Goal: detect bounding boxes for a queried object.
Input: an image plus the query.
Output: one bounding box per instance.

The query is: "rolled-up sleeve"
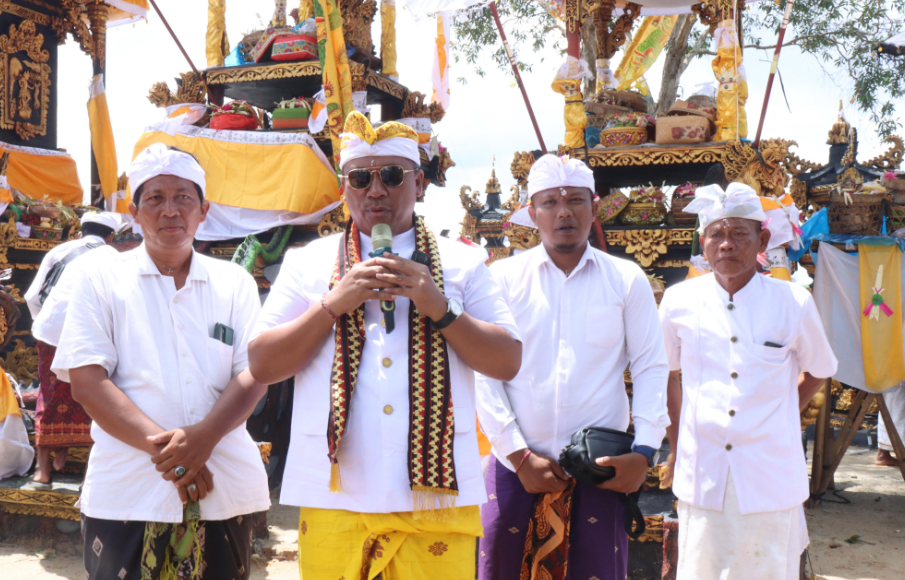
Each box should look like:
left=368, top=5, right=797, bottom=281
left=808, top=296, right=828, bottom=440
left=622, top=265, right=670, bottom=449
left=51, top=266, right=117, bottom=383
left=250, top=247, right=313, bottom=342
left=462, top=253, right=521, bottom=342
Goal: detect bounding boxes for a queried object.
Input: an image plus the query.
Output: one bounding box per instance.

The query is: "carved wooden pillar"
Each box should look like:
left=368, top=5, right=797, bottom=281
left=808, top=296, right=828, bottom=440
left=564, top=0, right=581, bottom=59
left=587, top=0, right=640, bottom=92
left=87, top=2, right=109, bottom=208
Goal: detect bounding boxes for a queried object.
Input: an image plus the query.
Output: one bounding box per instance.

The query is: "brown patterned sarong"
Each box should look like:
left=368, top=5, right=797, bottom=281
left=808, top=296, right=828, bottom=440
left=520, top=479, right=576, bottom=580
left=35, top=340, right=92, bottom=447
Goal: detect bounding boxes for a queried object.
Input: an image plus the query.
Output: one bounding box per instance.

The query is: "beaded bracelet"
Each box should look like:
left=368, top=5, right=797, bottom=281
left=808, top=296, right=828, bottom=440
left=515, top=450, right=532, bottom=474
left=321, top=293, right=338, bottom=321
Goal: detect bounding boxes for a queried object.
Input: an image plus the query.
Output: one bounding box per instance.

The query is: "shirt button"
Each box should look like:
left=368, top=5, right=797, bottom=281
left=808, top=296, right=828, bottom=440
left=186, top=379, right=191, bottom=384
left=190, top=409, right=195, bottom=414
left=383, top=405, right=393, bottom=415
left=178, top=324, right=184, bottom=330
left=729, top=410, right=736, bottom=417
left=173, top=297, right=178, bottom=304
left=730, top=336, right=738, bottom=343
left=725, top=444, right=733, bottom=451
left=181, top=351, right=187, bottom=358
left=382, top=358, right=392, bottom=368
left=730, top=372, right=738, bottom=379
left=727, top=303, right=735, bottom=311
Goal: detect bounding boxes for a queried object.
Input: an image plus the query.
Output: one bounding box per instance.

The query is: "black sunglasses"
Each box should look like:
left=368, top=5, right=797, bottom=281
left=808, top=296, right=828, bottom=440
left=343, top=165, right=417, bottom=190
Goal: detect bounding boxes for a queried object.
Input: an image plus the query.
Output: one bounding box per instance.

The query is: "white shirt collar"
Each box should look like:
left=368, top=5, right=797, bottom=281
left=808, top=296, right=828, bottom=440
left=533, top=241, right=595, bottom=278
left=135, top=242, right=208, bottom=283
left=709, top=271, right=762, bottom=303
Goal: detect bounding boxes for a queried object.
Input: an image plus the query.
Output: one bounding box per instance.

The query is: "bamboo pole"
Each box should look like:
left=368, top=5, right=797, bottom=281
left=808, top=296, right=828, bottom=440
left=819, top=392, right=871, bottom=493
left=753, top=0, right=795, bottom=147
left=488, top=2, right=547, bottom=153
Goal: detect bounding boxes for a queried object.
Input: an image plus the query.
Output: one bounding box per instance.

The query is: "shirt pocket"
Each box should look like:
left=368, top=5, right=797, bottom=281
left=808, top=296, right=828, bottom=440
left=586, top=305, right=625, bottom=349
left=205, top=337, right=235, bottom=393
left=748, top=342, right=792, bottom=365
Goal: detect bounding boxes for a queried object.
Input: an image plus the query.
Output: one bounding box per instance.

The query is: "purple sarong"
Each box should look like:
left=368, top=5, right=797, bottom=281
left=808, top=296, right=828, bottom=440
left=478, top=456, right=628, bottom=580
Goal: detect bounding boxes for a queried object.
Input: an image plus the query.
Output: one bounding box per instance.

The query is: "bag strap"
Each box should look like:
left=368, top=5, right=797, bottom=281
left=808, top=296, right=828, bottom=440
left=619, top=489, right=646, bottom=540
left=38, top=241, right=103, bottom=304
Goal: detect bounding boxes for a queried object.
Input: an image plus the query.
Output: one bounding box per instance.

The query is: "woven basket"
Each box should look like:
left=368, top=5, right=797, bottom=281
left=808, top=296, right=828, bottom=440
left=670, top=196, right=698, bottom=227
left=596, top=191, right=630, bottom=224
left=598, top=90, right=649, bottom=113
left=887, top=178, right=905, bottom=193
left=600, top=126, right=648, bottom=147
left=584, top=101, right=631, bottom=116
left=827, top=191, right=885, bottom=235
left=618, top=201, right=667, bottom=226
left=587, top=113, right=610, bottom=129
left=656, top=115, right=710, bottom=144
left=687, top=94, right=717, bottom=110
left=888, top=204, right=905, bottom=231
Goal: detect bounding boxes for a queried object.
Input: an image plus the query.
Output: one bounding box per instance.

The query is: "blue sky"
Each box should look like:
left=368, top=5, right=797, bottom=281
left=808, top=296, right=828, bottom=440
left=55, top=1, right=895, bottom=237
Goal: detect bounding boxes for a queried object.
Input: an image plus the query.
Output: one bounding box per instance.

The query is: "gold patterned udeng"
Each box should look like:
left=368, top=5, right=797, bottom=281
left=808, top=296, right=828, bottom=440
left=341, top=110, right=417, bottom=147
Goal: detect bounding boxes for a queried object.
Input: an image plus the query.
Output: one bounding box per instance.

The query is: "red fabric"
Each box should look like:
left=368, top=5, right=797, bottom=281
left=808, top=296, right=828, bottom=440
left=210, top=114, right=258, bottom=131
left=35, top=341, right=93, bottom=447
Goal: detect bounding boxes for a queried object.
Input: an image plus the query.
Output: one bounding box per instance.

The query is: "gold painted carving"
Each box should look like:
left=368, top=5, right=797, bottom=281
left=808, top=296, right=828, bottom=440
left=459, top=212, right=477, bottom=243
left=340, top=0, right=377, bottom=54
left=691, top=1, right=719, bottom=35
left=565, top=0, right=580, bottom=33
left=784, top=147, right=824, bottom=176
left=0, top=487, right=80, bottom=521
left=401, top=91, right=445, bottom=123
left=209, top=245, right=240, bottom=258
left=86, top=1, right=108, bottom=70
left=14, top=237, right=62, bottom=251
left=0, top=216, right=19, bottom=264
left=366, top=72, right=405, bottom=99
left=631, top=515, right=664, bottom=543
left=581, top=143, right=726, bottom=167
left=317, top=205, right=346, bottom=237
left=0, top=20, right=51, bottom=140
left=507, top=224, right=541, bottom=251
left=510, top=151, right=535, bottom=188
left=459, top=185, right=482, bottom=212
left=722, top=140, right=789, bottom=198
left=589, top=0, right=640, bottom=60
left=790, top=177, right=807, bottom=211
left=148, top=72, right=208, bottom=108
left=205, top=61, right=322, bottom=85
left=487, top=246, right=510, bottom=264
left=864, top=135, right=904, bottom=172
left=605, top=228, right=693, bottom=267
left=3, top=339, right=38, bottom=383
left=350, top=60, right=368, bottom=93
left=651, top=259, right=691, bottom=268
left=1, top=2, right=51, bottom=27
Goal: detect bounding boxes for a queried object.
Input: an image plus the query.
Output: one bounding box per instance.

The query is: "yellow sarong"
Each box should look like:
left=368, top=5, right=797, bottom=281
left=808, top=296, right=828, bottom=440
left=298, top=506, right=482, bottom=580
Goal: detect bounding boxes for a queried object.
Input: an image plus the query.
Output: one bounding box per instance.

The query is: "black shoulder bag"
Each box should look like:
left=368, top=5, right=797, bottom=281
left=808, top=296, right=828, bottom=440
left=37, top=242, right=102, bottom=305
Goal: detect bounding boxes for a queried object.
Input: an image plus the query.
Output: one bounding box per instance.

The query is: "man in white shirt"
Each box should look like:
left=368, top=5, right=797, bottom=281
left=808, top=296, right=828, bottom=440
left=249, top=112, right=522, bottom=580
left=476, top=154, right=670, bottom=580
left=659, top=183, right=838, bottom=580
left=24, top=211, right=118, bottom=488
left=52, top=144, right=270, bottom=580
left=878, top=381, right=905, bottom=466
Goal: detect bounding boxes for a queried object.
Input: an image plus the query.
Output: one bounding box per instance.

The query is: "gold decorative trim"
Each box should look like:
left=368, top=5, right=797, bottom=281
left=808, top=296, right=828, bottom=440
left=605, top=228, right=693, bottom=267
left=206, top=61, right=322, bottom=85
left=1, top=2, right=51, bottom=26
left=0, top=216, right=18, bottom=264
left=3, top=338, right=38, bottom=383
left=0, top=487, right=80, bottom=521
left=317, top=205, right=346, bottom=237
left=651, top=259, right=691, bottom=268
left=630, top=514, right=664, bottom=543
left=0, top=20, right=52, bottom=140
left=506, top=224, right=541, bottom=251
left=208, top=245, right=240, bottom=258
left=510, top=152, right=535, bottom=188
left=864, top=135, right=904, bottom=172
left=14, top=237, right=62, bottom=251
left=366, top=72, right=405, bottom=100
left=0, top=263, right=40, bottom=270
left=578, top=143, right=727, bottom=168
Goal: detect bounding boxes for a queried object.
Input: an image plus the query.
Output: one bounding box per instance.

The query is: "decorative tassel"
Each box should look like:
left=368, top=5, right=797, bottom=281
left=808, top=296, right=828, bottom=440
left=411, top=487, right=458, bottom=521
left=330, top=462, right=343, bottom=493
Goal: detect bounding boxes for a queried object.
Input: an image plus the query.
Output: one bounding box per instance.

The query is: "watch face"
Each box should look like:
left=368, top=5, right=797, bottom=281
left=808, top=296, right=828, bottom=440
left=449, top=299, right=464, bottom=316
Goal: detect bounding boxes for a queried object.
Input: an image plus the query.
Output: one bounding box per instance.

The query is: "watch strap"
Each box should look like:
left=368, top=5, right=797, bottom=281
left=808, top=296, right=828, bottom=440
left=631, top=444, right=658, bottom=467
left=432, top=306, right=458, bottom=330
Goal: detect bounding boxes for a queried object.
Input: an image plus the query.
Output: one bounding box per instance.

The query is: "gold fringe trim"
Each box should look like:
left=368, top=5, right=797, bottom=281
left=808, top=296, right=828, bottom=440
left=411, top=487, right=458, bottom=522
left=330, top=462, right=343, bottom=493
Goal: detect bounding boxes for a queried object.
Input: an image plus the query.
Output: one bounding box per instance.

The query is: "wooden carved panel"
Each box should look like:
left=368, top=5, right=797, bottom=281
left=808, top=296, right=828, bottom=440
left=0, top=20, right=51, bottom=140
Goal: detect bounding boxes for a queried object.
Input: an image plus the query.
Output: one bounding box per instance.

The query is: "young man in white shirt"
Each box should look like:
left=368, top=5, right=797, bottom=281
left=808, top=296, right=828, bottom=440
left=52, top=144, right=270, bottom=580
left=659, top=183, right=838, bottom=580
left=476, top=154, right=670, bottom=580
left=24, top=211, right=118, bottom=488
left=249, top=112, right=522, bottom=580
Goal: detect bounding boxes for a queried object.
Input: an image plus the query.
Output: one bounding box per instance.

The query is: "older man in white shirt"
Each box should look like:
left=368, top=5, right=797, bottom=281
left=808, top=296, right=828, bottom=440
left=25, top=211, right=119, bottom=488
left=249, top=112, right=521, bottom=580
left=476, top=154, right=670, bottom=580
left=52, top=144, right=270, bottom=580
left=659, top=183, right=838, bottom=580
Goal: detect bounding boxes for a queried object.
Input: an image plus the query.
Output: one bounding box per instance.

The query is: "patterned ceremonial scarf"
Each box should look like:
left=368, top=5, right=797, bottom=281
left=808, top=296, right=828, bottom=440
left=327, top=216, right=458, bottom=517
left=520, top=480, right=576, bottom=580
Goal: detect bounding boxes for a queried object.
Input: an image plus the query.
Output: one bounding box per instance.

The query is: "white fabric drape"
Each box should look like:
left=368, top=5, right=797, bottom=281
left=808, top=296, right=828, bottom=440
left=198, top=200, right=341, bottom=241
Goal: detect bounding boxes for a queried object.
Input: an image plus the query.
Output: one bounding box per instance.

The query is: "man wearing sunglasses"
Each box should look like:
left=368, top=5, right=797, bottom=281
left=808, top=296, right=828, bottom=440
left=249, top=111, right=522, bottom=580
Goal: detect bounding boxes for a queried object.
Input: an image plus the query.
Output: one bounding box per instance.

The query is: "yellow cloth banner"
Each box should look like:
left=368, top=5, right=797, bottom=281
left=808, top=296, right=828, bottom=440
left=132, top=131, right=341, bottom=214
left=0, top=369, right=19, bottom=423
left=0, top=145, right=82, bottom=204
left=380, top=0, right=397, bottom=79
left=299, top=0, right=314, bottom=21
left=858, top=245, right=905, bottom=392
left=615, top=16, right=677, bottom=91
left=315, top=0, right=354, bottom=170
left=298, top=506, right=481, bottom=580
left=205, top=0, right=229, bottom=67
left=87, top=75, right=123, bottom=212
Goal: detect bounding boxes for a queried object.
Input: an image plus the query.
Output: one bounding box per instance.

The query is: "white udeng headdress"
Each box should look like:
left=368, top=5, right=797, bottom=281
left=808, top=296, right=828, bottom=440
left=527, top=154, right=596, bottom=198
left=338, top=111, right=421, bottom=170
left=127, top=142, right=206, bottom=197
left=684, top=183, right=766, bottom=233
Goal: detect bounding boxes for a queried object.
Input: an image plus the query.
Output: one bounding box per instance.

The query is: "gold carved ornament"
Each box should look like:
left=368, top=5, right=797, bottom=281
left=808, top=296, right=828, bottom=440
left=205, top=61, right=322, bottom=86
left=401, top=91, right=445, bottom=124
left=0, top=487, right=80, bottom=521
left=581, top=143, right=727, bottom=168
left=366, top=72, right=405, bottom=99
left=510, top=151, right=535, bottom=189
left=564, top=0, right=580, bottom=34
left=506, top=224, right=541, bottom=251
left=3, top=338, right=38, bottom=384
left=148, top=72, right=208, bottom=108
left=317, top=205, right=347, bottom=237
left=340, top=0, right=377, bottom=54
left=784, top=146, right=824, bottom=177
left=604, top=228, right=693, bottom=268
left=585, top=0, right=641, bottom=60
left=0, top=20, right=51, bottom=140
left=458, top=185, right=482, bottom=242
left=0, top=215, right=19, bottom=265
left=864, top=135, right=904, bottom=172
left=350, top=60, right=368, bottom=93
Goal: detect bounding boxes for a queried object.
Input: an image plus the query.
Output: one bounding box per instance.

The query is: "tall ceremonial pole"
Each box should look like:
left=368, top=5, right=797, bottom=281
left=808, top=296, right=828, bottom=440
left=489, top=2, right=547, bottom=153
left=753, top=0, right=795, bottom=147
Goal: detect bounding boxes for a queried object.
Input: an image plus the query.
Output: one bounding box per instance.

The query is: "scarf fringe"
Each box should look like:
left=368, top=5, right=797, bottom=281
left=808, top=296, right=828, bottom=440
left=330, top=462, right=343, bottom=493
left=411, top=487, right=458, bottom=522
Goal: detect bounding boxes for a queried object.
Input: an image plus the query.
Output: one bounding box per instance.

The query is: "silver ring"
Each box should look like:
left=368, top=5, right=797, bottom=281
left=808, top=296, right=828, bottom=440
left=187, top=483, right=197, bottom=494
left=174, top=465, right=186, bottom=478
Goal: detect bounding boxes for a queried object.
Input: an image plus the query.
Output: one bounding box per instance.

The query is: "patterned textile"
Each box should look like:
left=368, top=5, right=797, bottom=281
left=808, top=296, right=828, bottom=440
left=35, top=341, right=92, bottom=447
left=81, top=511, right=254, bottom=580
left=520, top=479, right=576, bottom=580
left=297, top=505, right=481, bottom=580
left=479, top=457, right=627, bottom=580
left=327, top=216, right=458, bottom=515
left=314, top=0, right=354, bottom=169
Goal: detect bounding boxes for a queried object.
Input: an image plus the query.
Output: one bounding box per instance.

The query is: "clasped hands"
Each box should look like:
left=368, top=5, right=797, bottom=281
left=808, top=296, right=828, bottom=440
left=507, top=449, right=649, bottom=495
left=147, top=423, right=217, bottom=505
left=324, top=253, right=449, bottom=322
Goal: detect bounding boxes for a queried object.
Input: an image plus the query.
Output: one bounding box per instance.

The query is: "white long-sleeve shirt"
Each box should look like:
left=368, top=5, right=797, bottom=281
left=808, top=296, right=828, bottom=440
left=476, top=243, right=670, bottom=471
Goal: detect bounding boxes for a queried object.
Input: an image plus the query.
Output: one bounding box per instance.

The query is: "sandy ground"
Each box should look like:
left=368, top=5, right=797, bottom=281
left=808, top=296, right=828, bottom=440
left=1, top=445, right=903, bottom=579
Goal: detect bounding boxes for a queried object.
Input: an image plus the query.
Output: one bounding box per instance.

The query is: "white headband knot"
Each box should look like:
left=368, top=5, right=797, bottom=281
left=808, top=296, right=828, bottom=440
left=684, top=183, right=766, bottom=233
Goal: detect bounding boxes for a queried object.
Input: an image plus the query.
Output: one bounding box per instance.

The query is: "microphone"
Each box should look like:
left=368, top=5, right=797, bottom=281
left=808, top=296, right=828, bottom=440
left=371, top=223, right=396, bottom=333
